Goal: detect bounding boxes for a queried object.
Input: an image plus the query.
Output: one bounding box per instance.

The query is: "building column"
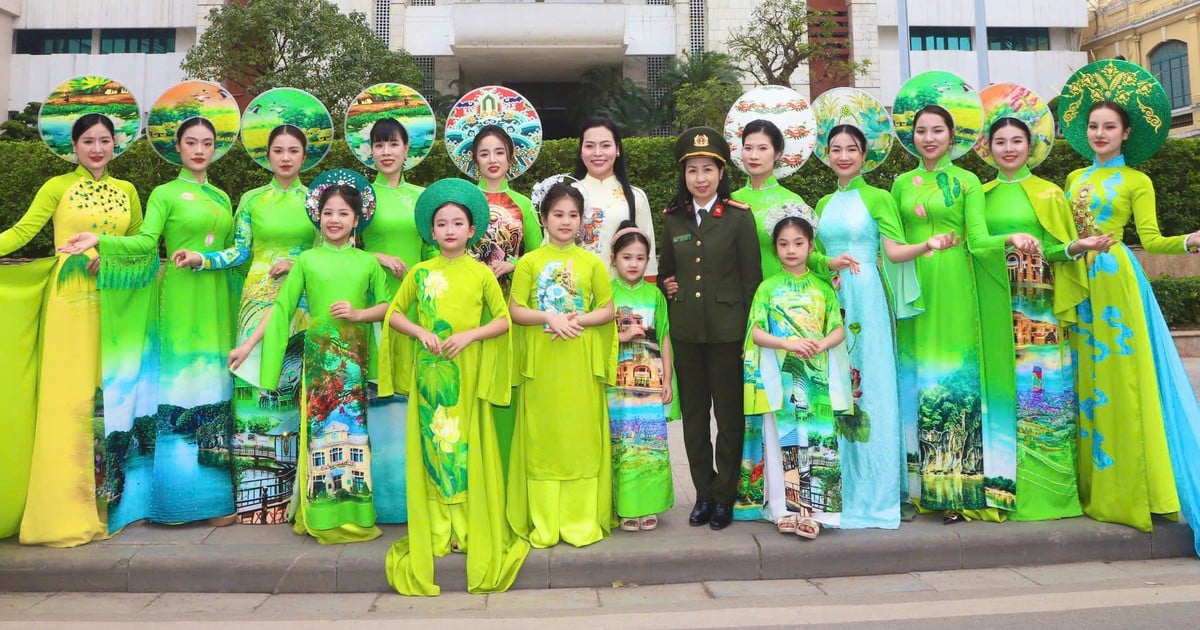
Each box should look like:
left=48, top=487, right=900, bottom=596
left=1187, top=13, right=1200, bottom=110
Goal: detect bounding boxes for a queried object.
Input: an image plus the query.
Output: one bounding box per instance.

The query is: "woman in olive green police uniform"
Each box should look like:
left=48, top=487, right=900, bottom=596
left=658, top=128, right=762, bottom=530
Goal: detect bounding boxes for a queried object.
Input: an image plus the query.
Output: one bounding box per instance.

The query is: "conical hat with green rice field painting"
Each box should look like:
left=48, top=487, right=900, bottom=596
left=344, top=83, right=436, bottom=171
left=38, top=75, right=141, bottom=163
left=242, top=88, right=333, bottom=172
left=891, top=70, right=983, bottom=161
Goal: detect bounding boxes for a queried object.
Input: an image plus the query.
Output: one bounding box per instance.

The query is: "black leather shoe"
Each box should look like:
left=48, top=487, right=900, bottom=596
left=709, top=503, right=733, bottom=530
left=688, top=500, right=713, bottom=526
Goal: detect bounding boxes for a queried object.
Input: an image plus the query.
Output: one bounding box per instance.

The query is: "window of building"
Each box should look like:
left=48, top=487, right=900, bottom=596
left=909, top=27, right=971, bottom=52
left=351, top=448, right=364, bottom=463
left=689, top=0, right=706, bottom=54
left=411, top=0, right=435, bottom=5
left=374, top=0, right=391, bottom=45
left=352, top=471, right=367, bottom=492
left=987, top=27, right=1050, bottom=51
left=99, top=29, right=175, bottom=54
left=14, top=29, right=92, bottom=55
left=413, top=56, right=435, bottom=94
left=1151, top=40, right=1191, bottom=110
left=330, top=447, right=344, bottom=463
left=312, top=451, right=326, bottom=468
left=646, top=0, right=671, bottom=4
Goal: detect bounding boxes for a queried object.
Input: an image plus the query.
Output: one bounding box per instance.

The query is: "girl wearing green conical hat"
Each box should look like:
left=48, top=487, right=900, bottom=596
left=380, top=177, right=529, bottom=596
left=972, top=85, right=1114, bottom=523
left=1057, top=60, right=1200, bottom=551
left=1, top=76, right=143, bottom=546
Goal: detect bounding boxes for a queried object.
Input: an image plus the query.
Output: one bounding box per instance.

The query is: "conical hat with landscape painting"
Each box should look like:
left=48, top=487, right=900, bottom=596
left=147, top=80, right=241, bottom=167
left=38, top=75, right=141, bottom=163
left=241, top=88, right=333, bottom=172
left=344, top=83, right=436, bottom=171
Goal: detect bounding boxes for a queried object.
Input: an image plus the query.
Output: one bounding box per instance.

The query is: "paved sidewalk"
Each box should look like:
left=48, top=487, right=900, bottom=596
left=4, top=558, right=1200, bottom=625
left=1, top=362, right=1198, bottom=595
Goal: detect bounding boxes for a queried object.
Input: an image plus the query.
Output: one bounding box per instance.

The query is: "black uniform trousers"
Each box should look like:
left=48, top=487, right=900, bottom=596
left=673, top=339, right=745, bottom=506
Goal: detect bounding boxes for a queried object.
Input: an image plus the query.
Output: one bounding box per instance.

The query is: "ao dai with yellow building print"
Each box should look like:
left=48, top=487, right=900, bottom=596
left=742, top=271, right=850, bottom=526
left=261, top=242, right=389, bottom=544
left=608, top=279, right=674, bottom=519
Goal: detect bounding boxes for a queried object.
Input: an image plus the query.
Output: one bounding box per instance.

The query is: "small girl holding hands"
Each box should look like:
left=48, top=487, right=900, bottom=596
left=380, top=178, right=528, bottom=596
left=232, top=169, right=389, bottom=545
left=507, top=180, right=617, bottom=548
left=743, top=206, right=851, bottom=540
left=608, top=220, right=675, bottom=532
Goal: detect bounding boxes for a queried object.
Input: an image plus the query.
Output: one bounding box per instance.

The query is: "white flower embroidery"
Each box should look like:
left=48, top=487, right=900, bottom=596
left=431, top=406, right=461, bottom=453
left=422, top=269, right=448, bottom=300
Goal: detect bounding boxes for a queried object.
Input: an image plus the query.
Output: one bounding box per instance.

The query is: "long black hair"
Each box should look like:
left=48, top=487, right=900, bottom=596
left=572, top=116, right=637, bottom=223
left=667, top=156, right=731, bottom=213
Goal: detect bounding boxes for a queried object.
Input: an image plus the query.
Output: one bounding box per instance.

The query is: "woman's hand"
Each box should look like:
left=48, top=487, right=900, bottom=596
left=1186, top=231, right=1200, bottom=252
left=268, top=260, right=293, bottom=279
left=828, top=253, right=862, bottom=275
left=440, top=331, right=477, bottom=359
left=228, top=343, right=252, bottom=370
left=1006, top=233, right=1042, bottom=256
left=545, top=312, right=584, bottom=340
left=59, top=232, right=99, bottom=255
left=1077, top=232, right=1116, bottom=254
left=661, top=275, right=679, bottom=299
left=489, top=260, right=516, bottom=277
left=87, top=256, right=101, bottom=276
left=618, top=324, right=646, bottom=343
left=661, top=379, right=674, bottom=405
left=927, top=231, right=959, bottom=252
left=374, top=253, right=407, bottom=278
left=329, top=301, right=360, bottom=322
left=171, top=249, right=204, bottom=269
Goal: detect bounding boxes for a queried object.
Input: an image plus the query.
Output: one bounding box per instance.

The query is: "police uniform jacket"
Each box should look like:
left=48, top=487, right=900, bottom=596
left=658, top=198, right=762, bottom=344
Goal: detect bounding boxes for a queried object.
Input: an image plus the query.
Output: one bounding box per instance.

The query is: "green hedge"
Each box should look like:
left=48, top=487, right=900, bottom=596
left=3, top=136, right=1200, bottom=261
left=1148, top=276, right=1200, bottom=328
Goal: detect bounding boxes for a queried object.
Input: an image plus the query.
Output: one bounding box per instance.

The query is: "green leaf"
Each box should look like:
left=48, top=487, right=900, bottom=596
left=416, top=352, right=460, bottom=408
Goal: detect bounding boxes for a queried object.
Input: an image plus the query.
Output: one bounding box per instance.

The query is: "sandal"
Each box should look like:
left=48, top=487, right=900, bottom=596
left=450, top=540, right=465, bottom=554
left=943, top=511, right=963, bottom=525
left=638, top=515, right=658, bottom=531
left=795, top=517, right=820, bottom=539
left=620, top=517, right=641, bottom=532
left=776, top=514, right=800, bottom=534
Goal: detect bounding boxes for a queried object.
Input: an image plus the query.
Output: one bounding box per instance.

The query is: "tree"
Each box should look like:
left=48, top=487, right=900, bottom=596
left=672, top=77, right=742, bottom=130
left=726, top=0, right=869, bottom=89
left=182, top=0, right=424, bottom=129
left=658, top=50, right=743, bottom=127
left=0, top=102, right=41, bottom=142
left=572, top=67, right=664, bottom=136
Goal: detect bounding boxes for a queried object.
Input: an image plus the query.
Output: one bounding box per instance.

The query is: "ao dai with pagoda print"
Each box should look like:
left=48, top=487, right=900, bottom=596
left=1065, top=156, right=1200, bottom=551
left=608, top=279, right=673, bottom=519
left=978, top=171, right=1083, bottom=521
left=201, top=178, right=315, bottom=525
left=261, top=242, right=390, bottom=544
left=741, top=271, right=850, bottom=526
